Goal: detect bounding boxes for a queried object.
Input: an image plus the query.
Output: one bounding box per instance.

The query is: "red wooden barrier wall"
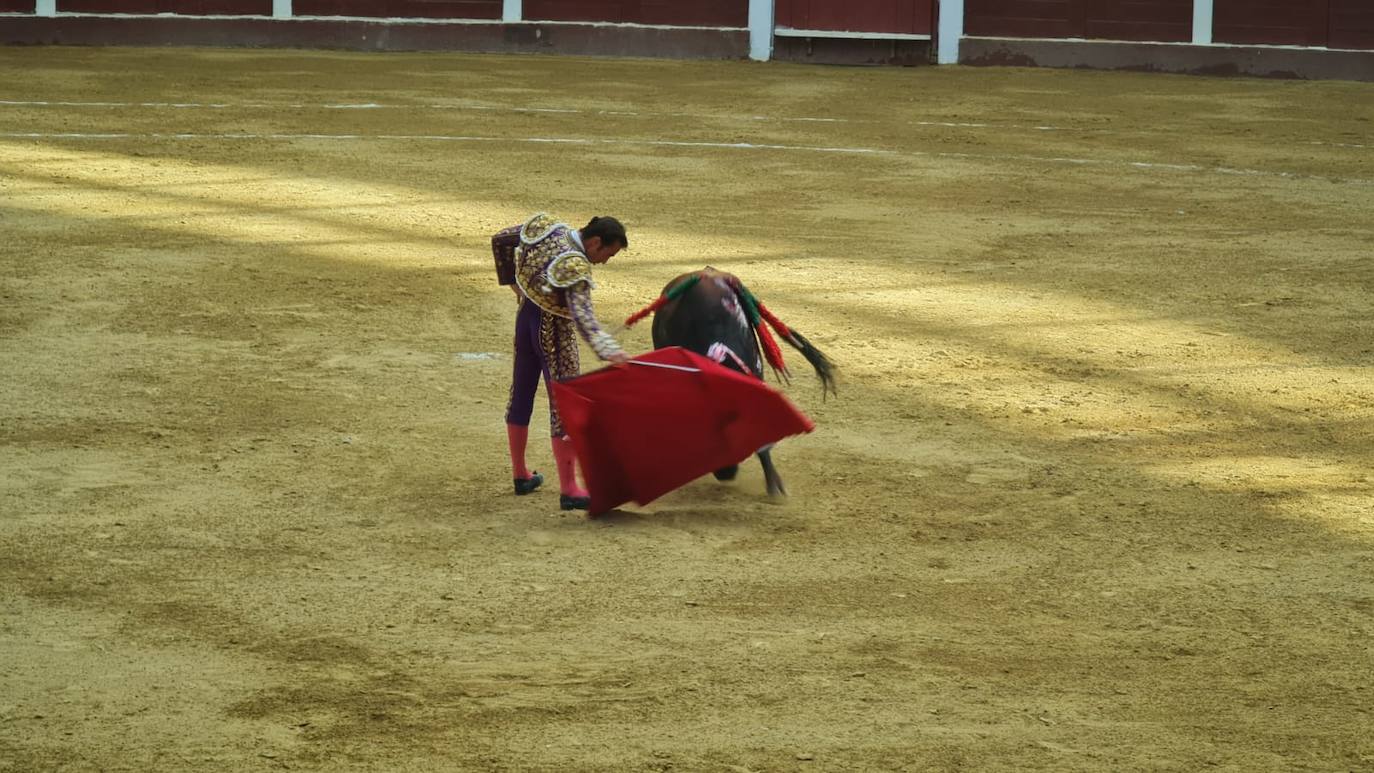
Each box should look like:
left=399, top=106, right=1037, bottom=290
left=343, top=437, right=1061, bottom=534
left=289, top=0, right=498, bottom=18
left=1214, top=0, right=1327, bottom=47
left=775, top=0, right=934, bottom=35
left=1086, top=0, right=1191, bottom=42
left=13, top=0, right=1374, bottom=51
left=1215, top=0, right=1374, bottom=49
left=966, top=0, right=1081, bottom=38
left=1331, top=0, right=1374, bottom=49
left=965, top=0, right=1190, bottom=42
left=522, top=0, right=747, bottom=27
left=59, top=0, right=269, bottom=12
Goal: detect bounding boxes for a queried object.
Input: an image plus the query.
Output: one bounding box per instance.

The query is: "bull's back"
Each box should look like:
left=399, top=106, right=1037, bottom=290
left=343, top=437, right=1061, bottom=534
left=651, top=269, right=761, bottom=378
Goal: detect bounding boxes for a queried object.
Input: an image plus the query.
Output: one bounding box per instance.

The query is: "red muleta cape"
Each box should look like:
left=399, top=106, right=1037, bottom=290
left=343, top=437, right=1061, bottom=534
left=551, top=347, right=815, bottom=514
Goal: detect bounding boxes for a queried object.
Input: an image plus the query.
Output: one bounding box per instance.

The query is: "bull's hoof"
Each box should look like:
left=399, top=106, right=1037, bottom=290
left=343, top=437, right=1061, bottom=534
left=713, top=465, right=740, bottom=481
left=514, top=472, right=544, bottom=496
left=560, top=494, right=591, bottom=511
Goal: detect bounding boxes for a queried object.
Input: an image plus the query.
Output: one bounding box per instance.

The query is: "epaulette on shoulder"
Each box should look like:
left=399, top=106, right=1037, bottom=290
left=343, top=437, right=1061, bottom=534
left=547, top=253, right=596, bottom=290
left=520, top=212, right=563, bottom=245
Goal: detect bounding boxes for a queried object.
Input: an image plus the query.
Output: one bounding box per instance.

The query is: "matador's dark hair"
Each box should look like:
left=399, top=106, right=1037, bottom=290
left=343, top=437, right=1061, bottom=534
left=581, top=216, right=628, bottom=249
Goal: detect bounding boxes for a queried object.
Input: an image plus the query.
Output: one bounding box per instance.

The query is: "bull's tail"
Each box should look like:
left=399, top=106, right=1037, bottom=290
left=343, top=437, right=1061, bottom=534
left=768, top=323, right=837, bottom=397
left=749, top=295, right=837, bottom=398
left=725, top=279, right=836, bottom=397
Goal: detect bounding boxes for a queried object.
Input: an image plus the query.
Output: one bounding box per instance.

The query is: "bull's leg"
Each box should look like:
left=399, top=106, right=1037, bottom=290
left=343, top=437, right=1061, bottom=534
left=758, top=448, right=786, bottom=497
left=713, top=465, right=739, bottom=481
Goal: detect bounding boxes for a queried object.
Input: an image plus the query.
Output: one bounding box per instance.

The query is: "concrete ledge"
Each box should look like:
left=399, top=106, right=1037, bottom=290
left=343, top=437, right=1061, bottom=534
left=0, top=15, right=750, bottom=58
left=772, top=35, right=932, bottom=66
left=961, top=37, right=1374, bottom=82
left=774, top=27, right=930, bottom=41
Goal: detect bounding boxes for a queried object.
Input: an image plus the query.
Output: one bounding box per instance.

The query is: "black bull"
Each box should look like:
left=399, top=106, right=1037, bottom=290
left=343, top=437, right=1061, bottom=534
left=649, top=269, right=836, bottom=497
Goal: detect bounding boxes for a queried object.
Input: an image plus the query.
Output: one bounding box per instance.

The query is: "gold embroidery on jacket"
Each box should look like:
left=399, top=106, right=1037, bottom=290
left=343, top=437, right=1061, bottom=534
left=513, top=214, right=593, bottom=320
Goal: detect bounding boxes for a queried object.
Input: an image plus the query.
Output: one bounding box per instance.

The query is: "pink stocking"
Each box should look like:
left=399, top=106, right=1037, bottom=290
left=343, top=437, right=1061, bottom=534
left=507, top=423, right=532, bottom=480
left=551, top=436, right=588, bottom=497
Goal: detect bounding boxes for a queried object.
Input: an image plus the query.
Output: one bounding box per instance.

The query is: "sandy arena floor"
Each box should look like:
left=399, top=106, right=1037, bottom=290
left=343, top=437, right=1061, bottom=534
left=1, top=47, right=1372, bottom=771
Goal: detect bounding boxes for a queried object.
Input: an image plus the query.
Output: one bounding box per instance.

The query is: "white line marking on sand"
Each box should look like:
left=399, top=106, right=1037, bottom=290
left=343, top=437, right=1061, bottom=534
left=0, top=98, right=1108, bottom=133
left=2, top=130, right=1367, bottom=185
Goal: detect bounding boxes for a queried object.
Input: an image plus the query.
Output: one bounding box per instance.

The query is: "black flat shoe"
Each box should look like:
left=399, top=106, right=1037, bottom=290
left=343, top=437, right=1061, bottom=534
left=514, top=472, right=543, bottom=496
left=559, top=494, right=591, bottom=511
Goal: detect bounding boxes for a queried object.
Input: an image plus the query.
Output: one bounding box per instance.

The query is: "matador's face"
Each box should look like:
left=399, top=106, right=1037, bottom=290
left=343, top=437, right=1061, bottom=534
left=585, top=237, right=622, bottom=265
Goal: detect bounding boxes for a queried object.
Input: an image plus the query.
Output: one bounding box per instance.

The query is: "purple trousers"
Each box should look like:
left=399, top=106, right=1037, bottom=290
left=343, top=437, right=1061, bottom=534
left=506, top=298, right=580, bottom=438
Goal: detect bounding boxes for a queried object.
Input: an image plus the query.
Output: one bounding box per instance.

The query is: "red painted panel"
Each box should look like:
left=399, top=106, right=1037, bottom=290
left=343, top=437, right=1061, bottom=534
left=524, top=0, right=745, bottom=26
left=58, top=0, right=153, bottom=11
left=1330, top=0, right=1374, bottom=50
left=776, top=0, right=932, bottom=35
left=294, top=0, right=499, bottom=18
left=638, top=0, right=746, bottom=26
left=176, top=0, right=268, bottom=12
left=523, top=0, right=619, bottom=22
left=1084, top=0, right=1190, bottom=42
left=0, top=0, right=33, bottom=11
left=965, top=0, right=1084, bottom=38
left=60, top=0, right=269, bottom=11
left=1214, top=0, right=1329, bottom=47
left=59, top=0, right=493, bottom=17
